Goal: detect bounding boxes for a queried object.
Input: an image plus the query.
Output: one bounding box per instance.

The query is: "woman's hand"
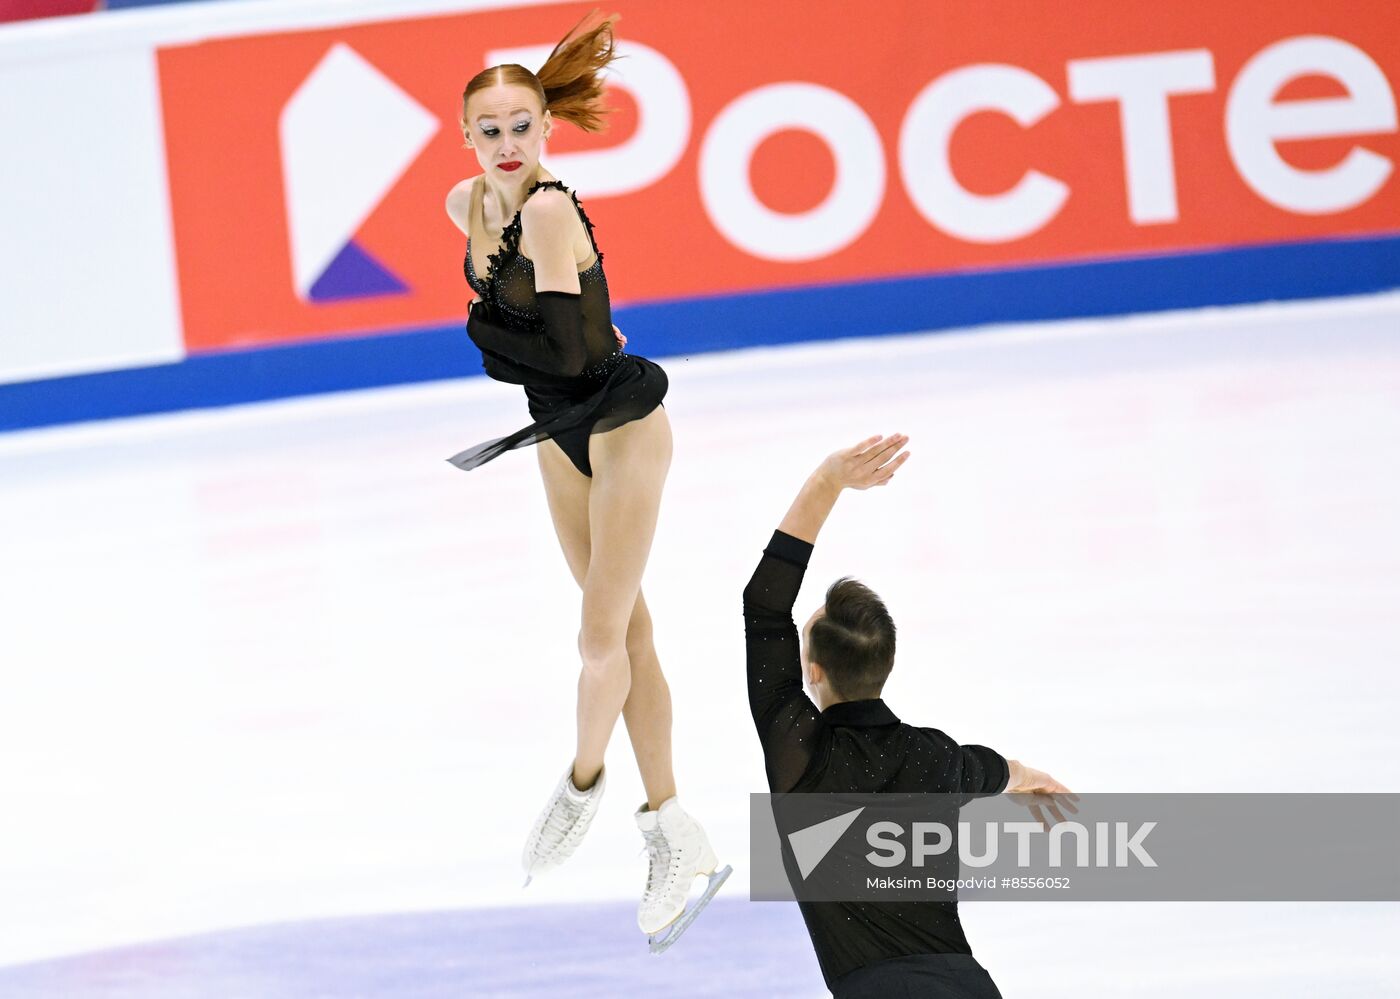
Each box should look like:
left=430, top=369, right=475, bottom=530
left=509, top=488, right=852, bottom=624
left=816, top=434, right=910, bottom=491
left=612, top=323, right=627, bottom=348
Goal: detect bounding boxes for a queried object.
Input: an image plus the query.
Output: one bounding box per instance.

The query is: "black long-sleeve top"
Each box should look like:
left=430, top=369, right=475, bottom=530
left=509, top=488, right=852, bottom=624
left=463, top=178, right=619, bottom=386
left=743, top=529, right=1010, bottom=990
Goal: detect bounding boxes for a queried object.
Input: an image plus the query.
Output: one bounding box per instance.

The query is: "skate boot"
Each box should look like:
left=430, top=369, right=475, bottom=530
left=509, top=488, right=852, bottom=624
left=521, top=763, right=605, bottom=886
left=634, top=797, right=733, bottom=954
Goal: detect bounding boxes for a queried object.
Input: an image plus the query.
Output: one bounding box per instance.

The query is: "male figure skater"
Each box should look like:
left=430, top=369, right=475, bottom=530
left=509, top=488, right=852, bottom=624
left=744, top=433, right=1071, bottom=998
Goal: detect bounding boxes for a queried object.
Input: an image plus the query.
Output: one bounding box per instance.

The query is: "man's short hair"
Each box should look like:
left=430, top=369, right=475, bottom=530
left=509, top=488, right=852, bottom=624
left=810, top=577, right=896, bottom=700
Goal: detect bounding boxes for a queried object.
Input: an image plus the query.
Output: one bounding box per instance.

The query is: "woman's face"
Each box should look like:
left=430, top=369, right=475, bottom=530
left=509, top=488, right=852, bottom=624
left=464, top=84, right=550, bottom=178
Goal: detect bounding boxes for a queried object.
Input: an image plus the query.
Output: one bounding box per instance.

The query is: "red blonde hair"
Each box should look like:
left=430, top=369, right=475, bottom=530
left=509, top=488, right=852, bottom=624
left=460, top=8, right=624, bottom=136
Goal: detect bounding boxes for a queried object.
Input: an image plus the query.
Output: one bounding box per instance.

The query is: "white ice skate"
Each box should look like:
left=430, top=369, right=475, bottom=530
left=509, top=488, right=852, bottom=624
left=634, top=797, right=732, bottom=954
left=521, top=764, right=605, bottom=887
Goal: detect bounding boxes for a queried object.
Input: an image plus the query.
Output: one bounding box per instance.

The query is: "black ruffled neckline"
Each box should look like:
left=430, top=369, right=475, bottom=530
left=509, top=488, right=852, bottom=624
left=479, top=179, right=603, bottom=299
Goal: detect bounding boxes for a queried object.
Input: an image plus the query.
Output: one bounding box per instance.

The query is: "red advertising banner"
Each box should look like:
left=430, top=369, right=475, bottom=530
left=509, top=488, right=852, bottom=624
left=157, top=0, right=1400, bottom=352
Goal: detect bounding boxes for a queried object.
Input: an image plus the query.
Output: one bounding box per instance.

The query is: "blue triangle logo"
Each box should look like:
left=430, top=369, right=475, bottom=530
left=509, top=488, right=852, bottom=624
left=308, top=238, right=408, bottom=302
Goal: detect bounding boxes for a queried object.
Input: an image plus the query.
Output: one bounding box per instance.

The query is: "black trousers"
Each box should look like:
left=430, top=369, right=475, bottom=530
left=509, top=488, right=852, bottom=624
left=832, top=954, right=1003, bottom=999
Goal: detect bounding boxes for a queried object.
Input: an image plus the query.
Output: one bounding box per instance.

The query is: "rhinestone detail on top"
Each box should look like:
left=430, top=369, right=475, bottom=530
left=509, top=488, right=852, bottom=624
left=580, top=347, right=625, bottom=381
left=463, top=179, right=606, bottom=307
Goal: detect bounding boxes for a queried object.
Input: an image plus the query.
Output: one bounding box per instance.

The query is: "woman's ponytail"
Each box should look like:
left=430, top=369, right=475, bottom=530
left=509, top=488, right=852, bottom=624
left=535, top=8, right=625, bottom=133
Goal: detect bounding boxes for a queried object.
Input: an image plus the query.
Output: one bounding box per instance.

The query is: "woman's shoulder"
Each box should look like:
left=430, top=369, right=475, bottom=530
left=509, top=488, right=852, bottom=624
left=445, top=175, right=479, bottom=235
left=520, top=181, right=575, bottom=220
left=518, top=178, right=585, bottom=238
left=448, top=174, right=479, bottom=199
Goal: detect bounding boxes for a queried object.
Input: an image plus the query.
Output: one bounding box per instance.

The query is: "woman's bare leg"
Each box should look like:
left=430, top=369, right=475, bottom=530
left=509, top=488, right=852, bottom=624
left=619, top=591, right=676, bottom=810
left=536, top=440, right=593, bottom=585
left=535, top=427, right=676, bottom=807
left=572, top=407, right=673, bottom=793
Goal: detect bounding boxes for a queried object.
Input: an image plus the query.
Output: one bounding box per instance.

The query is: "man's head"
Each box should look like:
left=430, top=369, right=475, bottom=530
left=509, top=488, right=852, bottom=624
left=800, top=578, right=896, bottom=709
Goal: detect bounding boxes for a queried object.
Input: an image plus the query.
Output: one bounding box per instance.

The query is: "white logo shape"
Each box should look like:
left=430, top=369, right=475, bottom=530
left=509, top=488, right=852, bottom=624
left=280, top=42, right=439, bottom=300
left=787, top=806, right=865, bottom=880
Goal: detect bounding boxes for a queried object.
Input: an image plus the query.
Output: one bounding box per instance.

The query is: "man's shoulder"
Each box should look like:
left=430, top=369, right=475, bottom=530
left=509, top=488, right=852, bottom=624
left=904, top=722, right=960, bottom=748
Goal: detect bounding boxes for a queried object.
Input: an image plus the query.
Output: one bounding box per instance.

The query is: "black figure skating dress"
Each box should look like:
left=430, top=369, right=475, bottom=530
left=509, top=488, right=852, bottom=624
left=448, top=178, right=668, bottom=477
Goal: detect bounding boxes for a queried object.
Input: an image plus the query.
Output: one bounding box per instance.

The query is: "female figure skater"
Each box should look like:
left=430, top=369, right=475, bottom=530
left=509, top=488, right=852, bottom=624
left=443, top=11, right=728, bottom=951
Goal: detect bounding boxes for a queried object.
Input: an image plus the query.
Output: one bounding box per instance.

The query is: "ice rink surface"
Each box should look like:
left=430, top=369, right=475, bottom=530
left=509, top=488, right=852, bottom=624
left=2, top=292, right=1398, bottom=996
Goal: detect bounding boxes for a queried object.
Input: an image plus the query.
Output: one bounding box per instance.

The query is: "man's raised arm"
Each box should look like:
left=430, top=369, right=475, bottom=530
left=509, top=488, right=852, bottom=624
left=743, top=435, right=910, bottom=792
left=741, top=526, right=816, bottom=777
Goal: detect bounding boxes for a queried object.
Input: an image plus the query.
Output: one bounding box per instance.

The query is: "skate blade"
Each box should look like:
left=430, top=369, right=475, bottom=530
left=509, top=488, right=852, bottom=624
left=647, top=865, right=732, bottom=955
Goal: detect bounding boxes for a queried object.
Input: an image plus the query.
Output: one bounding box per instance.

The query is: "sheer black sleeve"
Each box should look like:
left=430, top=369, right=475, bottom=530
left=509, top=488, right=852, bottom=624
left=466, top=292, right=587, bottom=377
left=916, top=726, right=1010, bottom=798
left=957, top=744, right=1010, bottom=796
left=743, top=529, right=824, bottom=793
left=475, top=343, right=532, bottom=385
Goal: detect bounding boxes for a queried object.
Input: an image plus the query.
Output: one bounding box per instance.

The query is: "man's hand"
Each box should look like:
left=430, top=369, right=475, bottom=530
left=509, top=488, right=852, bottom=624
left=1006, top=759, right=1073, bottom=795
left=1005, top=760, right=1077, bottom=830
left=816, top=434, right=910, bottom=491
left=777, top=433, right=910, bottom=544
